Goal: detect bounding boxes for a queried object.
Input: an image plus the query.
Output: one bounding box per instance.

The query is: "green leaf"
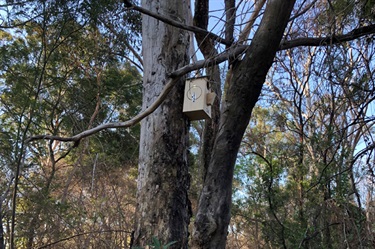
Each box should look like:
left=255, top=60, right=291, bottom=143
left=163, top=241, right=177, bottom=249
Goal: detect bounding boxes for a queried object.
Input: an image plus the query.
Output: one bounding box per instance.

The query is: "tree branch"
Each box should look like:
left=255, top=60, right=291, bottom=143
left=237, top=0, right=266, bottom=44
left=26, top=45, right=248, bottom=144
left=280, top=24, right=375, bottom=50
left=99, top=17, right=144, bottom=68
left=37, top=229, right=131, bottom=249
left=289, top=0, right=318, bottom=22
left=123, top=0, right=232, bottom=46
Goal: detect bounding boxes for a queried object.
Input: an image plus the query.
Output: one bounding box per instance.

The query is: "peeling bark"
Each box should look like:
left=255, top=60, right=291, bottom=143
left=133, top=0, right=191, bottom=248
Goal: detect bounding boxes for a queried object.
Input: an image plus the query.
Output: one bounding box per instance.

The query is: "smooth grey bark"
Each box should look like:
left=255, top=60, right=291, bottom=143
left=133, top=0, right=191, bottom=248
left=192, top=1, right=296, bottom=248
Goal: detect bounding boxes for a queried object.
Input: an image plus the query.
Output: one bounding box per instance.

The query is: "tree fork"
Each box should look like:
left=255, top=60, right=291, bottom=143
left=192, top=1, right=296, bottom=248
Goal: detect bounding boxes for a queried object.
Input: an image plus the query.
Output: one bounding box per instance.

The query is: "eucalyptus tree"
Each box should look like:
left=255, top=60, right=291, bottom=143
left=234, top=41, right=375, bottom=246
left=230, top=2, right=375, bottom=246
left=14, top=0, right=375, bottom=248
left=131, top=0, right=375, bottom=248
left=0, top=1, right=141, bottom=248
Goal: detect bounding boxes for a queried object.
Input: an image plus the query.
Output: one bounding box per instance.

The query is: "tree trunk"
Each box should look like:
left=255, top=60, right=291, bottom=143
left=192, top=1, right=296, bottom=248
left=133, top=0, right=191, bottom=248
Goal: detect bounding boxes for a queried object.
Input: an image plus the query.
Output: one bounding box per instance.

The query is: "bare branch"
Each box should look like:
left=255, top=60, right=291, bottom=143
left=123, top=0, right=232, bottom=46
left=114, top=52, right=143, bottom=71
left=280, top=24, right=375, bottom=50
left=26, top=77, right=180, bottom=143
left=26, top=45, right=248, bottom=144
left=289, top=0, right=318, bottom=21
left=37, top=230, right=131, bottom=249
left=100, top=17, right=144, bottom=67
left=237, top=0, right=266, bottom=44
left=170, top=45, right=247, bottom=76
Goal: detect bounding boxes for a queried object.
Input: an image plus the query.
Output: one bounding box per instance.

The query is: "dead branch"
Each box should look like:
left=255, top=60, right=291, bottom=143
left=36, top=229, right=132, bottom=249
left=26, top=45, right=248, bottom=144
left=25, top=22, right=375, bottom=145
left=280, top=24, right=375, bottom=50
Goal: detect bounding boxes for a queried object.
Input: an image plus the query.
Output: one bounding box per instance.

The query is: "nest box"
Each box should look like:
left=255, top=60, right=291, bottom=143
left=183, top=77, right=216, bottom=120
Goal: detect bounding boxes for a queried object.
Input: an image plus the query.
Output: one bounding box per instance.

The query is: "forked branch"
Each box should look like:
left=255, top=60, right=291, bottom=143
left=26, top=45, right=248, bottom=144
left=26, top=5, right=375, bottom=144
left=123, top=0, right=232, bottom=46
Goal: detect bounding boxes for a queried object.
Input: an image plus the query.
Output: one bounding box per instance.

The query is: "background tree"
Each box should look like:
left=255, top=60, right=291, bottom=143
left=228, top=2, right=375, bottom=247
left=0, top=1, right=141, bottom=248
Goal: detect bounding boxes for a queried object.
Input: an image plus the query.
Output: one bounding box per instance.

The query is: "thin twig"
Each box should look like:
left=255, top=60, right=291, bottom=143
left=36, top=229, right=132, bottom=249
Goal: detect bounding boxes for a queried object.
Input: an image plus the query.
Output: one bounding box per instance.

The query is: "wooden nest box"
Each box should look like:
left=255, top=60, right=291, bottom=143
left=183, top=77, right=216, bottom=120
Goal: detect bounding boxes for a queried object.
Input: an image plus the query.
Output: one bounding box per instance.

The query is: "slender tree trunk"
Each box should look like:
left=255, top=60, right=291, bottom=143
left=193, top=0, right=222, bottom=182
left=192, top=1, right=296, bottom=248
left=133, top=0, right=191, bottom=248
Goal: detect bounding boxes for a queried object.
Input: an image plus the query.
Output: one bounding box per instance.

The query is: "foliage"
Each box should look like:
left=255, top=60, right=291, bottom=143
left=0, top=0, right=141, bottom=248
left=229, top=39, right=375, bottom=247
left=1, top=0, right=375, bottom=248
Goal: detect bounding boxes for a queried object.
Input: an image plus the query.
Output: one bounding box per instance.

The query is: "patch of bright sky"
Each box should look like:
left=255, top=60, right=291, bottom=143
left=190, top=0, right=257, bottom=60
left=190, top=1, right=375, bottom=202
